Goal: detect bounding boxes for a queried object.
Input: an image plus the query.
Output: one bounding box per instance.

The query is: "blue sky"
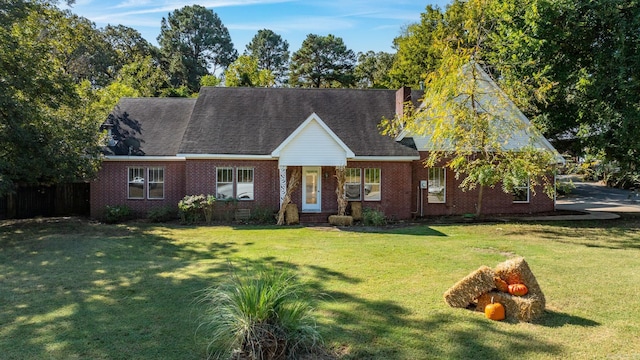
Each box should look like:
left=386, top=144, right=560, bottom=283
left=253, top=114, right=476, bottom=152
left=63, top=0, right=450, bottom=54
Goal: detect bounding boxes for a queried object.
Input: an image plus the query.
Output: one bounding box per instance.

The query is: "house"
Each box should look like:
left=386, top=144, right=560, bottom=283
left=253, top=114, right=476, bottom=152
left=91, top=84, right=561, bottom=221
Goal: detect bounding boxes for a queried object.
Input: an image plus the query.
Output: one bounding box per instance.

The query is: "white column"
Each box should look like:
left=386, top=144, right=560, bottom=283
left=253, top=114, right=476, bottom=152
left=279, top=165, right=287, bottom=206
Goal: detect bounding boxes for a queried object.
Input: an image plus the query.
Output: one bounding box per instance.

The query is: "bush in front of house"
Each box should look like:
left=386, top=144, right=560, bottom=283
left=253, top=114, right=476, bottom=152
left=362, top=207, right=387, bottom=226
left=250, top=205, right=276, bottom=224
left=103, top=205, right=133, bottom=224
left=198, top=265, right=323, bottom=359
left=178, top=194, right=207, bottom=224
left=147, top=206, right=177, bottom=223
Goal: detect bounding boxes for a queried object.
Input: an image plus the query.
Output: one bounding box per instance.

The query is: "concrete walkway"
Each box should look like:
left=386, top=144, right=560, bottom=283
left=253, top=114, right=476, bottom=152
left=522, top=176, right=640, bottom=221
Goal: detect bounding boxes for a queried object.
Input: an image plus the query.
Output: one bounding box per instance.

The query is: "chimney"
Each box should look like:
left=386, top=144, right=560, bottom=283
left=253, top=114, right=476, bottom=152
left=395, top=86, right=411, bottom=119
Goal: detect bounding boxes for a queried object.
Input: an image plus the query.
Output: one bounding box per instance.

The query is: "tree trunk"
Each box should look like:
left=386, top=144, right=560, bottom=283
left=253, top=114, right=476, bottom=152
left=476, top=184, right=484, bottom=217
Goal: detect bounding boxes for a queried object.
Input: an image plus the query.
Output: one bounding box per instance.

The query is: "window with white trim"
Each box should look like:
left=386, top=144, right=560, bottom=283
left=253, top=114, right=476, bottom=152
left=216, top=167, right=234, bottom=200
left=128, top=167, right=145, bottom=199
left=428, top=167, right=446, bottom=203
left=513, top=178, right=530, bottom=203
left=364, top=168, right=381, bottom=201
left=148, top=167, right=164, bottom=199
left=236, top=167, right=254, bottom=200
left=345, top=168, right=361, bottom=201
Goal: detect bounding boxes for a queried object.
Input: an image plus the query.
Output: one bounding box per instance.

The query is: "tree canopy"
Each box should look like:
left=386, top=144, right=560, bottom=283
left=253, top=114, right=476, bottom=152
left=289, top=34, right=356, bottom=88
left=157, top=5, right=237, bottom=92
left=0, top=0, right=102, bottom=196
left=245, top=29, right=289, bottom=84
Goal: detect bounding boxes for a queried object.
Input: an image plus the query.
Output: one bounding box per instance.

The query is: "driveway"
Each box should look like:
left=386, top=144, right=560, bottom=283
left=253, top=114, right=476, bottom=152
left=556, top=176, right=640, bottom=213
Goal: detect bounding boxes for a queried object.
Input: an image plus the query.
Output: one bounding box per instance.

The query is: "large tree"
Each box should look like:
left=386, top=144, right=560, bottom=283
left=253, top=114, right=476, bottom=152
left=245, top=29, right=289, bottom=85
left=157, top=5, right=237, bottom=92
left=0, top=0, right=102, bottom=196
left=102, top=24, right=158, bottom=71
left=224, top=55, right=274, bottom=87
left=289, top=34, right=356, bottom=88
left=382, top=0, right=556, bottom=216
left=354, top=51, right=395, bottom=89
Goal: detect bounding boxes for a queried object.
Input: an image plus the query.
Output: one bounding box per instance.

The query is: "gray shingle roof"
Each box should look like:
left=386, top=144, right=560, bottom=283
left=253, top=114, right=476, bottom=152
left=105, top=98, right=196, bottom=156
left=106, top=88, right=422, bottom=158
left=179, top=87, right=420, bottom=157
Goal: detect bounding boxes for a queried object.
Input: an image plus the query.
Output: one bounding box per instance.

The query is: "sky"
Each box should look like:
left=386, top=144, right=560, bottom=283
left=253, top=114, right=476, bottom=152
left=63, top=0, right=451, bottom=55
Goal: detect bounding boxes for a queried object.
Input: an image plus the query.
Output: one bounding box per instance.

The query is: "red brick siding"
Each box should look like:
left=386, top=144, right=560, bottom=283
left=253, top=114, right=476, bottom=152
left=185, top=159, right=281, bottom=211
left=411, top=152, right=555, bottom=216
left=90, top=161, right=186, bottom=218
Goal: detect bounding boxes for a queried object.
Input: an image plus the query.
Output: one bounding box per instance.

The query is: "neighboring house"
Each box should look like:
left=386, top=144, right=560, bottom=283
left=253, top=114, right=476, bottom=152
left=91, top=84, right=561, bottom=221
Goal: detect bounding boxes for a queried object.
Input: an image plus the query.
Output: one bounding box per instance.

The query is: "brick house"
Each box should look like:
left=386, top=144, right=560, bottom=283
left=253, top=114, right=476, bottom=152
left=91, top=85, right=561, bottom=221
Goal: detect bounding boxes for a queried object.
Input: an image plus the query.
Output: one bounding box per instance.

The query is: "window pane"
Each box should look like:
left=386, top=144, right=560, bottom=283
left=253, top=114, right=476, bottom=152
left=513, top=178, right=530, bottom=203
left=345, top=168, right=361, bottom=200
left=237, top=168, right=254, bottom=200
left=128, top=167, right=144, bottom=199
left=148, top=167, right=164, bottom=199
left=364, top=168, right=381, bottom=201
left=217, top=167, right=234, bottom=199
left=428, top=167, right=446, bottom=203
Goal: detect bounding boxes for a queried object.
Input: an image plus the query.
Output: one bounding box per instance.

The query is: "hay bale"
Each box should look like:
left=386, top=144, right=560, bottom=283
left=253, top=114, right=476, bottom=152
left=350, top=202, right=362, bottom=221
left=328, top=215, right=353, bottom=226
left=476, top=291, right=545, bottom=322
left=444, top=266, right=496, bottom=308
left=285, top=203, right=299, bottom=225
left=494, top=257, right=545, bottom=307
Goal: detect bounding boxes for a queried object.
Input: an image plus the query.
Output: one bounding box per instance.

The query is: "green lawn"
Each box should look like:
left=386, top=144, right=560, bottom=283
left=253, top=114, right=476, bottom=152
left=1, top=217, right=639, bottom=359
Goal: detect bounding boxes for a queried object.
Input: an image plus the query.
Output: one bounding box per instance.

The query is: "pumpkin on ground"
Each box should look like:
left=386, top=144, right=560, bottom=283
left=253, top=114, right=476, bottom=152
left=484, top=298, right=505, bottom=321
left=508, top=283, right=529, bottom=296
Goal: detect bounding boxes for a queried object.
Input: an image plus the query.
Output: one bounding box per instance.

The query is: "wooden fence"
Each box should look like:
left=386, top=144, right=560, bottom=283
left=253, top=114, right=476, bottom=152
left=0, top=183, right=90, bottom=219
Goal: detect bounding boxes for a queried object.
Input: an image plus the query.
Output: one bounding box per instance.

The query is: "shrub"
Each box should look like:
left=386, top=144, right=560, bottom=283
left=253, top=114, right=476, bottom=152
left=147, top=206, right=177, bottom=223
left=362, top=207, right=387, bottom=226
left=198, top=265, right=323, bottom=359
left=103, top=205, right=132, bottom=224
left=178, top=194, right=206, bottom=224
left=250, top=205, right=276, bottom=224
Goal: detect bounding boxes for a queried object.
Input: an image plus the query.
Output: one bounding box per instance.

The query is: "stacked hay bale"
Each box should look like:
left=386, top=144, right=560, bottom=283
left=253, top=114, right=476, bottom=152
left=444, top=257, right=546, bottom=322
left=444, top=266, right=496, bottom=308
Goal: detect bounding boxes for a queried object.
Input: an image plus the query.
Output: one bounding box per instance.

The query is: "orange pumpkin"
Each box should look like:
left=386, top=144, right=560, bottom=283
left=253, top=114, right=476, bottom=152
left=508, top=283, right=528, bottom=296
left=494, top=277, right=509, bottom=293
left=484, top=298, right=505, bottom=321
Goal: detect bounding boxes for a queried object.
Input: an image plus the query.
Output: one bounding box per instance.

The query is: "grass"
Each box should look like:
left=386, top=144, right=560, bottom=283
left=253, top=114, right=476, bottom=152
left=1, top=216, right=640, bottom=359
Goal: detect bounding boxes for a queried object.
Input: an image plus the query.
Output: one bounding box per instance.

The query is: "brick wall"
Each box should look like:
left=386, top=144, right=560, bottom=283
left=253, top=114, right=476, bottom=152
left=185, top=159, right=281, bottom=212
left=90, top=161, right=186, bottom=219
left=411, top=152, right=555, bottom=216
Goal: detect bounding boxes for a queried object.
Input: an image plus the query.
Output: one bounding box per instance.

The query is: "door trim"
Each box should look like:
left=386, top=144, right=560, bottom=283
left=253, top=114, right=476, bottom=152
left=302, top=167, right=321, bottom=212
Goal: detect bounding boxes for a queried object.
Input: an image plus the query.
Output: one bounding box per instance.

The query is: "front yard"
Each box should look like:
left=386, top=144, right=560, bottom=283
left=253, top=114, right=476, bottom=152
left=1, top=217, right=639, bottom=359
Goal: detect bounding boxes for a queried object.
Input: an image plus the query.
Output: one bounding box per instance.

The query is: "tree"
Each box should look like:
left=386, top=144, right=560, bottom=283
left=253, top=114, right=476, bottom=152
left=0, top=1, right=102, bottom=196
left=157, top=5, right=237, bottom=92
left=382, top=0, right=556, bottom=216
left=388, top=5, right=449, bottom=88
left=245, top=29, right=289, bottom=85
left=354, top=51, right=395, bottom=89
left=224, top=55, right=275, bottom=87
left=289, top=34, right=356, bottom=88
left=530, top=0, right=640, bottom=175
left=102, top=24, right=158, bottom=71
left=116, top=55, right=170, bottom=97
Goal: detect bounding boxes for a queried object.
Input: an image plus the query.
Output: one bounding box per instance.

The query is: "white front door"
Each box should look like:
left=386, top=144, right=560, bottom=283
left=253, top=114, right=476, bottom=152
left=302, top=167, right=321, bottom=212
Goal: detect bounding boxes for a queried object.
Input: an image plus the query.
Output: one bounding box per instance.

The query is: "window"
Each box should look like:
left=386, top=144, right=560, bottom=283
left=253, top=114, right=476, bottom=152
left=216, top=167, right=234, bottom=200
left=513, top=178, right=530, bottom=203
left=428, top=167, right=446, bottom=203
left=345, top=168, right=361, bottom=200
left=364, top=168, right=381, bottom=201
left=148, top=167, right=164, bottom=199
left=236, top=167, right=254, bottom=200
left=128, top=167, right=145, bottom=199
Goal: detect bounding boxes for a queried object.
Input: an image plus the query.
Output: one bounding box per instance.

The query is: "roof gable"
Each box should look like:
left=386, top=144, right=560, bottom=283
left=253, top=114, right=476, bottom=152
left=272, top=113, right=355, bottom=166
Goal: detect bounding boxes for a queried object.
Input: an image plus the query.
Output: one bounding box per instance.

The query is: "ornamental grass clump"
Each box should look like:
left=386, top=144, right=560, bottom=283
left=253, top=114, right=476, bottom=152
left=198, top=266, right=323, bottom=360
